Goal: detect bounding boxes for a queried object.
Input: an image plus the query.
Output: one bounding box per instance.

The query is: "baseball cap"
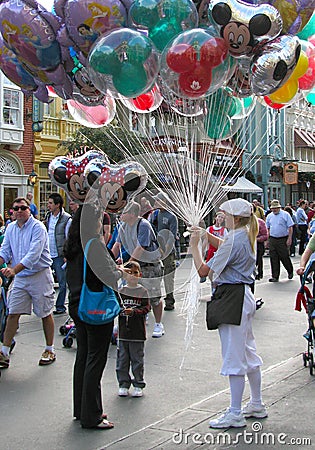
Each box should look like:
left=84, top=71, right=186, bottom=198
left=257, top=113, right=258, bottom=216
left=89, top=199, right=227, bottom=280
left=220, top=198, right=253, bottom=217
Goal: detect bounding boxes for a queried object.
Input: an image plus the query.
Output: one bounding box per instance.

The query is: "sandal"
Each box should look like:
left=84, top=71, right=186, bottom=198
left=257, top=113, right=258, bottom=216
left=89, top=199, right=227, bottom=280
left=74, top=413, right=107, bottom=421
left=95, top=419, right=114, bottom=429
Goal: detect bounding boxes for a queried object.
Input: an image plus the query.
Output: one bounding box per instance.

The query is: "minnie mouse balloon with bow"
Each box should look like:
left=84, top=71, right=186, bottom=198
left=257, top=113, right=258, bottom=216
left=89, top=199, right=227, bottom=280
left=84, top=160, right=148, bottom=213
left=48, top=150, right=109, bottom=203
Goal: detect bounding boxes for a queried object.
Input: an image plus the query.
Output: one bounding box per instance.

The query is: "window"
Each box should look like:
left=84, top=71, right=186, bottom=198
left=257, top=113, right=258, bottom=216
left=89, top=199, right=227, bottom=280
left=39, top=180, right=58, bottom=220
left=3, top=88, right=21, bottom=126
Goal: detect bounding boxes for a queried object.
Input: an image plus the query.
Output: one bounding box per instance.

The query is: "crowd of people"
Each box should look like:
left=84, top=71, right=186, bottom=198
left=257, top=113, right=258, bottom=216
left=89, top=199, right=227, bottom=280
left=0, top=190, right=314, bottom=431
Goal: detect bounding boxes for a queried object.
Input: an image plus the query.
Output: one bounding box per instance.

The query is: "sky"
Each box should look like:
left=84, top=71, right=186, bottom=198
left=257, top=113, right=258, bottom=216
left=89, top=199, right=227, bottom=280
left=37, top=0, right=54, bottom=11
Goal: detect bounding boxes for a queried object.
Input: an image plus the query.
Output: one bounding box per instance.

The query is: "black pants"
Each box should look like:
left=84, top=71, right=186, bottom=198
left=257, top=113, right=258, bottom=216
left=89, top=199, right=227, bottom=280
left=269, top=237, right=293, bottom=279
left=70, top=306, right=113, bottom=428
left=298, top=224, right=308, bottom=255
left=256, top=242, right=265, bottom=278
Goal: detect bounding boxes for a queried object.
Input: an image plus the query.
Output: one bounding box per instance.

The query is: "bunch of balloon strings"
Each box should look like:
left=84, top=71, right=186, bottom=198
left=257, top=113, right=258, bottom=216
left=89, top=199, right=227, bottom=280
left=76, top=96, right=270, bottom=367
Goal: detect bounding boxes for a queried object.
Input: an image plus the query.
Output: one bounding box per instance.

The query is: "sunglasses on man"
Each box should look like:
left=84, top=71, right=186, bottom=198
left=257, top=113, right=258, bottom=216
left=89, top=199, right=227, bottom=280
left=12, top=205, right=29, bottom=211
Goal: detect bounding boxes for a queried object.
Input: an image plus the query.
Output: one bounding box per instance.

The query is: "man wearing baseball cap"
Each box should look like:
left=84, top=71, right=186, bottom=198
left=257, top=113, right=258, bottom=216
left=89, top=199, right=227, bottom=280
left=266, top=199, right=294, bottom=282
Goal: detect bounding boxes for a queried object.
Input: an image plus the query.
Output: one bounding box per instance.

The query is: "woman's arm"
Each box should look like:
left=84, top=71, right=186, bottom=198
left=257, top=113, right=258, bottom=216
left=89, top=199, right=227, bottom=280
left=190, top=229, right=210, bottom=277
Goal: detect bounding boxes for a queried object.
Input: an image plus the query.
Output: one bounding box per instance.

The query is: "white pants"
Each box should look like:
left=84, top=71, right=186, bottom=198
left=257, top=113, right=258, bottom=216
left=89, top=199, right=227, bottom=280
left=218, top=285, right=263, bottom=376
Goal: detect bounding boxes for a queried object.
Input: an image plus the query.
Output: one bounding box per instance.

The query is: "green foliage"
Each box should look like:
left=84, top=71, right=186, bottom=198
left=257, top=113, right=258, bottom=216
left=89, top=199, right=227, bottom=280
left=58, top=124, right=143, bottom=163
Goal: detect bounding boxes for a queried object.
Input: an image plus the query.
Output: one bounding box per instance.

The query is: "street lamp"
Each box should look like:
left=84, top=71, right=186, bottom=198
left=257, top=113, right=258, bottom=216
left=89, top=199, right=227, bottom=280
left=28, top=170, right=38, bottom=186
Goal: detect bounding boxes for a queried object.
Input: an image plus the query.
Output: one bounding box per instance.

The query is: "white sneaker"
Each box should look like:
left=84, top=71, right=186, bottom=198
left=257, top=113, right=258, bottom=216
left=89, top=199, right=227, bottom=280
left=242, top=402, right=268, bottom=419
left=152, top=323, right=165, bottom=338
left=132, top=387, right=143, bottom=397
left=118, top=387, right=129, bottom=397
left=209, top=408, right=246, bottom=429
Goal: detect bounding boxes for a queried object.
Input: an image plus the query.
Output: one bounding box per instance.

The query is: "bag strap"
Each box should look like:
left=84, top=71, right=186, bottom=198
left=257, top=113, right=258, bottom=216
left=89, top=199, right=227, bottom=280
left=82, top=238, right=95, bottom=283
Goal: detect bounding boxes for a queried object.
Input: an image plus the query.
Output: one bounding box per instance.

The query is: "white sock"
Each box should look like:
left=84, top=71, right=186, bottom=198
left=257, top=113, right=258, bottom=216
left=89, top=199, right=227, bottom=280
left=247, top=368, right=263, bottom=406
left=1, top=345, right=10, bottom=356
left=229, top=375, right=245, bottom=414
left=45, top=345, right=54, bottom=352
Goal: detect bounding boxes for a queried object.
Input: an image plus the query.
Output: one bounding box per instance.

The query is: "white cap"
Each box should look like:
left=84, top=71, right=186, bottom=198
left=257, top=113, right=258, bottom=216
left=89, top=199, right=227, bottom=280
left=220, top=198, right=253, bottom=217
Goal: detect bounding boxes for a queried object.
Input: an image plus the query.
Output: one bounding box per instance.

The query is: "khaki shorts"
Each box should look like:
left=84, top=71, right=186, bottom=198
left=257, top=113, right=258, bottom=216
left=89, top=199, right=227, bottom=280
left=139, top=263, right=162, bottom=306
left=7, top=268, right=55, bottom=318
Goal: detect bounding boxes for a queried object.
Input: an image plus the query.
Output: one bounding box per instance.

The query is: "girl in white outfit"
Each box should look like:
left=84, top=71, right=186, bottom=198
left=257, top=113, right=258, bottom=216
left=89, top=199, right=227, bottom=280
left=190, top=198, right=267, bottom=429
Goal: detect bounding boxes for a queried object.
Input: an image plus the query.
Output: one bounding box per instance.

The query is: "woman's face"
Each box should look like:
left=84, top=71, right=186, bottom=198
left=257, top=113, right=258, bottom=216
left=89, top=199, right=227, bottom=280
left=223, top=212, right=235, bottom=230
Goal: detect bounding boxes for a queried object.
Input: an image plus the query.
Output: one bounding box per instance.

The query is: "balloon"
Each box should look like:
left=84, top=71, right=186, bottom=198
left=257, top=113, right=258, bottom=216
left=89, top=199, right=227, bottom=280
left=88, top=28, right=160, bottom=98
left=129, top=0, right=198, bottom=52
left=48, top=150, right=109, bottom=203
left=298, top=40, right=315, bottom=91
left=204, top=88, right=239, bottom=139
left=84, top=160, right=148, bottom=213
left=160, top=28, right=229, bottom=99
left=58, top=0, right=127, bottom=57
left=297, top=11, right=315, bottom=40
left=263, top=95, right=286, bottom=109
left=209, top=0, right=282, bottom=58
left=118, top=86, right=163, bottom=112
left=71, top=66, right=107, bottom=106
left=67, top=96, right=116, bottom=128
left=227, top=57, right=253, bottom=97
left=269, top=0, right=315, bottom=35
left=306, top=87, right=315, bottom=104
left=157, top=75, right=206, bottom=116
left=0, top=0, right=62, bottom=72
left=251, top=35, right=301, bottom=96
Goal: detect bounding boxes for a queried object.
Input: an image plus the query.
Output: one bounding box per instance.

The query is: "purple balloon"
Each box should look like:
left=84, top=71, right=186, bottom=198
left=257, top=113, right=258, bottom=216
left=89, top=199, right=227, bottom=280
left=60, top=0, right=128, bottom=57
left=0, top=0, right=62, bottom=71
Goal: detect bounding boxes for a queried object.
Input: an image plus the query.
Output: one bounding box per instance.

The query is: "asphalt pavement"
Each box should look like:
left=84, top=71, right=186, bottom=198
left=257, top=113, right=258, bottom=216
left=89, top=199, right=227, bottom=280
left=0, top=254, right=314, bottom=450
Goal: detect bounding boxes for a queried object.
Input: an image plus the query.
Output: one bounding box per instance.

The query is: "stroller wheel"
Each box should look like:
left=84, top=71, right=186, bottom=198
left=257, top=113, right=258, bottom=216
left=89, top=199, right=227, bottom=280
left=63, top=337, right=73, bottom=348
left=59, top=325, right=67, bottom=336
left=303, top=352, right=308, bottom=367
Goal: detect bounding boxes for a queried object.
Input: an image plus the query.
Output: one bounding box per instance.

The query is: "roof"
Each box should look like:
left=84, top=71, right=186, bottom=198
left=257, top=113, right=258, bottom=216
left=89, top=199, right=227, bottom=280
left=223, top=176, right=263, bottom=193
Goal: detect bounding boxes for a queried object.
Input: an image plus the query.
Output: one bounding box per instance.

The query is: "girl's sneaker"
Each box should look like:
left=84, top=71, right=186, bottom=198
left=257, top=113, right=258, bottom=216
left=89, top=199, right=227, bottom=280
left=242, top=402, right=268, bottom=419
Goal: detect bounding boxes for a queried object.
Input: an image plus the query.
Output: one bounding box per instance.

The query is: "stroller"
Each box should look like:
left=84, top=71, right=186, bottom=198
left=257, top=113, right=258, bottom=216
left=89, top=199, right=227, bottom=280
left=295, top=258, right=315, bottom=375
left=59, top=316, right=76, bottom=348
left=0, top=277, right=15, bottom=374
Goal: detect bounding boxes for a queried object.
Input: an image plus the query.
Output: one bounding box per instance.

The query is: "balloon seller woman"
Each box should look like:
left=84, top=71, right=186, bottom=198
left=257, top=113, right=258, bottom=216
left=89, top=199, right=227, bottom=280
left=190, top=198, right=268, bottom=429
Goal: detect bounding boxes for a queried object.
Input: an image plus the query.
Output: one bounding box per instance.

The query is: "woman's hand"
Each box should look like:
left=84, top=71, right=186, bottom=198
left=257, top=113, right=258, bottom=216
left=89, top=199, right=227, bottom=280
left=296, top=267, right=305, bottom=275
left=189, top=226, right=204, bottom=247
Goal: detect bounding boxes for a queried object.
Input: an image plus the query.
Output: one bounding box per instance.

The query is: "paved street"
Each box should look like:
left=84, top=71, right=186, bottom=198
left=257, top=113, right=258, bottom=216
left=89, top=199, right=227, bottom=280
left=0, top=254, right=314, bottom=450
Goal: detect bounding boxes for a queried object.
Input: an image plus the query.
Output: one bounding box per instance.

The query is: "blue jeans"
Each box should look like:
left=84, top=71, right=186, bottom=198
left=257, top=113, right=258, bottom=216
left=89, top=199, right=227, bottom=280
left=52, top=256, right=67, bottom=312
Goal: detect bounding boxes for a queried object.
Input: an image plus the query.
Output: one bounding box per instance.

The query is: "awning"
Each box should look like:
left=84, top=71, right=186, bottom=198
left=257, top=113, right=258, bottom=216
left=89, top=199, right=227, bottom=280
left=223, top=176, right=263, bottom=193
left=294, top=129, right=315, bottom=148
left=298, top=162, right=315, bottom=173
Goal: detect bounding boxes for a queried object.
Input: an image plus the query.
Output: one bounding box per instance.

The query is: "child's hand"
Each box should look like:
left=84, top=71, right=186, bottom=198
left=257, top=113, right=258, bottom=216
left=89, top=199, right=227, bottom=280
left=124, top=307, right=134, bottom=316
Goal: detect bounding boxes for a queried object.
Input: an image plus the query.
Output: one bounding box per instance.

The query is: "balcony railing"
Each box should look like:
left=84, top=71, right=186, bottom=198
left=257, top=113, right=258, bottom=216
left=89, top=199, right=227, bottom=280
left=41, top=117, right=81, bottom=140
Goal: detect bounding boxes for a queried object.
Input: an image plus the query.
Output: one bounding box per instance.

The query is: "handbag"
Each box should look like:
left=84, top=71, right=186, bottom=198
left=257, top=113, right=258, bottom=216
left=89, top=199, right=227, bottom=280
left=78, top=238, right=121, bottom=325
left=206, top=284, right=245, bottom=330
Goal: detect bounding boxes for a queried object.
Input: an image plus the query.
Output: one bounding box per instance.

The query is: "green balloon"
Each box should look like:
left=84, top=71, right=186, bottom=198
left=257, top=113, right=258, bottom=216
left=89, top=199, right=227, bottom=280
left=297, top=12, right=315, bottom=40
left=306, top=89, right=315, bottom=106
left=113, top=63, right=148, bottom=97
left=205, top=117, right=231, bottom=140
left=129, top=0, right=160, bottom=28
left=127, top=36, right=152, bottom=64
left=149, top=18, right=182, bottom=52
left=89, top=47, right=121, bottom=76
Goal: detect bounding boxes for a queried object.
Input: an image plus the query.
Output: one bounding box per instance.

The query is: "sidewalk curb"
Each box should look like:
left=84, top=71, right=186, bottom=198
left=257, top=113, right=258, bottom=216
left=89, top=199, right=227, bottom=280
left=102, top=354, right=315, bottom=449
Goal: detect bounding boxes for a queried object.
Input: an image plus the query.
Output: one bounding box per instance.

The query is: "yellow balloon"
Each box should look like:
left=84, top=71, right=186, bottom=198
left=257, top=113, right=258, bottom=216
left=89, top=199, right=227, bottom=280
left=292, top=51, right=309, bottom=79
left=269, top=79, right=298, bottom=103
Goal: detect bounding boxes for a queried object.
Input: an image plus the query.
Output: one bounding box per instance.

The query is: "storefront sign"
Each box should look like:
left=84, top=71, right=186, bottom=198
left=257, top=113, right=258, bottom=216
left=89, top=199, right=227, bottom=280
left=283, top=163, right=298, bottom=184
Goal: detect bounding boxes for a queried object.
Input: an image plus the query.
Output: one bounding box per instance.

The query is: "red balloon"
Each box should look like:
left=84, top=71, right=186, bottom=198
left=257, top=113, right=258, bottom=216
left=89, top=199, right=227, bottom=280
left=166, top=43, right=197, bottom=73
left=200, top=38, right=228, bottom=70
left=179, top=63, right=212, bottom=98
left=298, top=49, right=315, bottom=91
left=132, top=92, right=155, bottom=110
left=263, top=96, right=285, bottom=110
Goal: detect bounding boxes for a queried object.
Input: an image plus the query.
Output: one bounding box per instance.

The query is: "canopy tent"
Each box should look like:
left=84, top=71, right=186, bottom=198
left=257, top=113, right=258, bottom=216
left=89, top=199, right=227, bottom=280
left=223, top=176, right=263, bottom=193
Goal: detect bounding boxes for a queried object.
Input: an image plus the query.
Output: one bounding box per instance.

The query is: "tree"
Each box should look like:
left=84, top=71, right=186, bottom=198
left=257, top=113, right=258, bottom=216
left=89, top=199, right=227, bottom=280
left=58, top=123, right=144, bottom=163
